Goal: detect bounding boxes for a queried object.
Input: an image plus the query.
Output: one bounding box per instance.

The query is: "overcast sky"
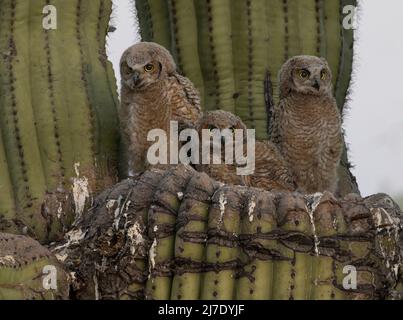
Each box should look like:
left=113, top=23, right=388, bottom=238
left=107, top=0, right=403, bottom=198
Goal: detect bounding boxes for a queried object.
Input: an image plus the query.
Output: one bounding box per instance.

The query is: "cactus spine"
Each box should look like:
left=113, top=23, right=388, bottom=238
left=0, top=0, right=119, bottom=243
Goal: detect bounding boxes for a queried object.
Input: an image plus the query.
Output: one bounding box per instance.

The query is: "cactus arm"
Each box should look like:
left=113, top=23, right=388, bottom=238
left=134, top=0, right=172, bottom=51
left=0, top=3, right=16, bottom=229
left=193, top=0, right=215, bottom=110
left=34, top=0, right=94, bottom=189
left=0, top=0, right=48, bottom=236
left=40, top=1, right=76, bottom=184
left=0, top=233, right=70, bottom=300
left=265, top=0, right=286, bottom=105
left=134, top=0, right=153, bottom=42
left=73, top=0, right=98, bottom=179
left=168, top=0, right=205, bottom=102
left=322, top=0, right=358, bottom=195
left=321, top=0, right=343, bottom=93
left=80, top=0, right=119, bottom=189
left=286, top=0, right=319, bottom=57
left=316, top=0, right=327, bottom=57
left=0, top=0, right=119, bottom=242
left=231, top=0, right=270, bottom=140
left=103, top=1, right=127, bottom=180
left=0, top=130, right=16, bottom=233
left=28, top=0, right=67, bottom=192
left=335, top=0, right=356, bottom=112
left=194, top=0, right=236, bottom=113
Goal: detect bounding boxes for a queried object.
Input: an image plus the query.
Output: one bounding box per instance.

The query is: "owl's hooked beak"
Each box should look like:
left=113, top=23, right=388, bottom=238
left=312, top=78, right=320, bottom=91
left=132, top=71, right=141, bottom=86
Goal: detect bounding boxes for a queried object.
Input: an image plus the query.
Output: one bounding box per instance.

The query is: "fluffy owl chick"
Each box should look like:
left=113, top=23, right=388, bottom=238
left=195, top=110, right=295, bottom=191
left=272, top=55, right=343, bottom=194
left=120, top=42, right=201, bottom=173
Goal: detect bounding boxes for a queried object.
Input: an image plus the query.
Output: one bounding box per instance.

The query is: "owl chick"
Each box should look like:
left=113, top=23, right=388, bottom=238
left=272, top=55, right=343, bottom=194
left=120, top=42, right=201, bottom=173
left=195, top=110, right=295, bottom=191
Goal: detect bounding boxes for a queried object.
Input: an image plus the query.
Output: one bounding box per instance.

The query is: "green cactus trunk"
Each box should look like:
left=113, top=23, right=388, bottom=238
left=0, top=0, right=119, bottom=243
left=57, top=166, right=402, bottom=300
left=0, top=233, right=69, bottom=299
left=133, top=0, right=359, bottom=195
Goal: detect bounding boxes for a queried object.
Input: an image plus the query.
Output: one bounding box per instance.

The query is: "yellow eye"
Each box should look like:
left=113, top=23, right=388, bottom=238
left=144, top=64, right=154, bottom=72
left=299, top=69, right=310, bottom=79
left=321, top=70, right=327, bottom=80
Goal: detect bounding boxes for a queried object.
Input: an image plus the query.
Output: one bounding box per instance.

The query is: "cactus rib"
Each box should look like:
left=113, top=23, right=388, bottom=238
left=168, top=0, right=205, bottom=102
left=0, top=0, right=48, bottom=237
left=135, top=0, right=172, bottom=51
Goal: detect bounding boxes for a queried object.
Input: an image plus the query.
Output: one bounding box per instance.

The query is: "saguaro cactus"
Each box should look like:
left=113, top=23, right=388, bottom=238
left=134, top=0, right=358, bottom=195
left=57, top=166, right=402, bottom=300
left=0, top=233, right=69, bottom=299
left=0, top=0, right=119, bottom=243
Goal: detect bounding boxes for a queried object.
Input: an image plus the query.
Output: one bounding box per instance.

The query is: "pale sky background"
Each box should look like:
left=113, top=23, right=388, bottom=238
left=107, top=0, right=403, bottom=199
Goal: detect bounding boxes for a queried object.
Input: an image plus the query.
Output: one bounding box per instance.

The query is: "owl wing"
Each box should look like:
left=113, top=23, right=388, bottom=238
left=270, top=102, right=284, bottom=145
left=169, top=73, right=202, bottom=128
left=251, top=141, right=296, bottom=191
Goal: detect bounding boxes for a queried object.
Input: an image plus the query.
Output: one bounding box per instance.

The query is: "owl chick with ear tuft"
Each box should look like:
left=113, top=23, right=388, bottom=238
left=119, top=42, right=201, bottom=173
left=272, top=55, right=343, bottom=194
left=195, top=110, right=295, bottom=191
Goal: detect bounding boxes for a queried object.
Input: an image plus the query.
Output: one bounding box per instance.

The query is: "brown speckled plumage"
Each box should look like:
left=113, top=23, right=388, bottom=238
left=119, top=42, right=201, bottom=173
left=195, top=110, right=295, bottom=191
left=249, top=140, right=296, bottom=191
left=272, top=56, right=343, bottom=193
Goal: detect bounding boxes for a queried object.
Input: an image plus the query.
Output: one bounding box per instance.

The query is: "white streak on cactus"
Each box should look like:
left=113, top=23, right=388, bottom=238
left=218, top=193, right=227, bottom=230
left=247, top=196, right=256, bottom=223
left=305, top=193, right=323, bottom=256
left=127, top=222, right=145, bottom=256
left=113, top=196, right=123, bottom=230
left=72, top=163, right=90, bottom=219
left=149, top=238, right=158, bottom=277
left=57, top=202, right=63, bottom=219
